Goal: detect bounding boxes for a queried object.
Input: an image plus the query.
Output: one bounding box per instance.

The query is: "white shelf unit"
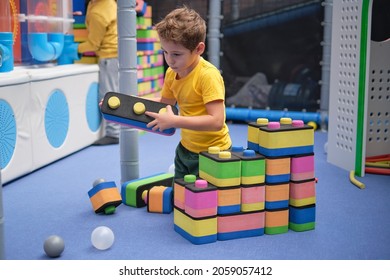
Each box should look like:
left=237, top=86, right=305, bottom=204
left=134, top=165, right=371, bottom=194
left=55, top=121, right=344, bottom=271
left=327, top=0, right=389, bottom=177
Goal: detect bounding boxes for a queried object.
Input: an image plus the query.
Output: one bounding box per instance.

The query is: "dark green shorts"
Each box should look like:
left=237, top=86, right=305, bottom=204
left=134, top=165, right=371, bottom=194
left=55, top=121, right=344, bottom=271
left=174, top=142, right=199, bottom=179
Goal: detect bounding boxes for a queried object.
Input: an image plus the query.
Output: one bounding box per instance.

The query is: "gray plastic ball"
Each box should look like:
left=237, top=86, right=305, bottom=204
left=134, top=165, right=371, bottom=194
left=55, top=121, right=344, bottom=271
left=93, top=178, right=106, bottom=187
left=43, top=235, right=65, bottom=258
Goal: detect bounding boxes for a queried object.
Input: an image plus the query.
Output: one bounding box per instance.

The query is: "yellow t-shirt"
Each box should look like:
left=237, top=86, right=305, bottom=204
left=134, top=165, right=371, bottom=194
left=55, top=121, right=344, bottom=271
left=78, top=0, right=117, bottom=59
left=161, top=57, right=232, bottom=153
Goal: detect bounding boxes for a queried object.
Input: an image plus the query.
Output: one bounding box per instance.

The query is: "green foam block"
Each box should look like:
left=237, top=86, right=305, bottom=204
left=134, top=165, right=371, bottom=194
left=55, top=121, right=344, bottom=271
left=121, top=173, right=174, bottom=207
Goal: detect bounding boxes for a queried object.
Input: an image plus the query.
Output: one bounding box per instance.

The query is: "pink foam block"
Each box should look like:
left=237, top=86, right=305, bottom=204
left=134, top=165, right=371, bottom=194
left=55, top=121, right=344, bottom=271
left=291, top=154, right=315, bottom=181
left=218, top=211, right=265, bottom=233
left=290, top=179, right=316, bottom=199
left=291, top=171, right=315, bottom=182
left=185, top=189, right=217, bottom=209
left=241, top=185, right=265, bottom=204
left=185, top=206, right=217, bottom=218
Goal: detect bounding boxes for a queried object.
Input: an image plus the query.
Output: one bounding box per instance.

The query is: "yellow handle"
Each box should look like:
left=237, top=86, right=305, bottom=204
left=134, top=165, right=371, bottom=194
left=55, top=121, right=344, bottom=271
left=349, top=170, right=365, bottom=189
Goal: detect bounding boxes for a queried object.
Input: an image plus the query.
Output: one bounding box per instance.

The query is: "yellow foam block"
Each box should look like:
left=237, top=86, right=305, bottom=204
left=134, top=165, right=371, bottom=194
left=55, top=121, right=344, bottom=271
left=289, top=197, right=316, bottom=207
left=258, top=126, right=314, bottom=149
left=174, top=208, right=217, bottom=237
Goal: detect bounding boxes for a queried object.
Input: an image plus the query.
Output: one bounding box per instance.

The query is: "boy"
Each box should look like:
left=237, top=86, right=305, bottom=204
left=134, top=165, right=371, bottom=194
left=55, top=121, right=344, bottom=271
left=145, top=6, right=232, bottom=179
left=78, top=0, right=120, bottom=145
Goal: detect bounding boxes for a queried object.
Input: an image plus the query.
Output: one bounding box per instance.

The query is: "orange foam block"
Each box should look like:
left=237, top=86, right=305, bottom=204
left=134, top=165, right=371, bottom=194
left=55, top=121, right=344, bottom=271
left=144, top=186, right=173, bottom=214
left=265, top=208, right=289, bottom=235
left=217, top=186, right=241, bottom=214
left=88, top=181, right=122, bottom=214
left=174, top=175, right=197, bottom=210
left=265, top=182, right=289, bottom=210
left=265, top=156, right=291, bottom=184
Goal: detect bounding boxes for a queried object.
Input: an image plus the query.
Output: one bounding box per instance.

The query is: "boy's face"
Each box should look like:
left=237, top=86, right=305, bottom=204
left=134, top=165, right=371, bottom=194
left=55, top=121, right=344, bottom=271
left=160, top=38, right=204, bottom=79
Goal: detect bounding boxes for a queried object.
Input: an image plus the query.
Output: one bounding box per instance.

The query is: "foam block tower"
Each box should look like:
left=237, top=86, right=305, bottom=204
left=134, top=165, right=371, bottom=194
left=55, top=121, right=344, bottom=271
left=174, top=179, right=218, bottom=245
left=173, top=117, right=316, bottom=244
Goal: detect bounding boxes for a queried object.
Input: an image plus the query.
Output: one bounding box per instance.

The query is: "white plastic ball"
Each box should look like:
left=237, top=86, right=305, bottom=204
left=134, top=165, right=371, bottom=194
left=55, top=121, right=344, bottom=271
left=44, top=235, right=65, bottom=258
left=168, top=163, right=175, bottom=174
left=91, top=226, right=115, bottom=250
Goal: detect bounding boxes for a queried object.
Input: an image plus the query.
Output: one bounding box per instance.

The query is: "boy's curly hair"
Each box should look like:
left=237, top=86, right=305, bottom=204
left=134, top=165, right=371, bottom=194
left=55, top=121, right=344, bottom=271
left=155, top=6, right=206, bottom=52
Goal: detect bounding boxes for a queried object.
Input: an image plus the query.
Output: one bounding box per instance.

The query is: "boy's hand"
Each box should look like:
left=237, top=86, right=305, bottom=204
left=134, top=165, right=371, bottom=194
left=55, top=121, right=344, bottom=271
left=145, top=105, right=175, bottom=132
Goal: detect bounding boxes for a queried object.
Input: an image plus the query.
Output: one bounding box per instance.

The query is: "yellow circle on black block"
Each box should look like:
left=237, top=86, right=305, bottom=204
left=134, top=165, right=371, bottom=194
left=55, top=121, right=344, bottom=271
left=133, top=102, right=146, bottom=115
left=159, top=107, right=167, bottom=114
left=219, top=151, right=231, bottom=159
left=280, top=117, right=292, bottom=125
left=108, top=96, right=120, bottom=109
left=208, top=146, right=220, bottom=154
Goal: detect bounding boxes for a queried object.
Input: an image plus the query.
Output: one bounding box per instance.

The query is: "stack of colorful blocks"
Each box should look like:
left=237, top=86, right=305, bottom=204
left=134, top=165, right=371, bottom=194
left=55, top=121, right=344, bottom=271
left=136, top=4, right=164, bottom=97
left=89, top=117, right=315, bottom=244
left=173, top=179, right=219, bottom=244
left=174, top=117, right=316, bottom=244
left=258, top=118, right=315, bottom=234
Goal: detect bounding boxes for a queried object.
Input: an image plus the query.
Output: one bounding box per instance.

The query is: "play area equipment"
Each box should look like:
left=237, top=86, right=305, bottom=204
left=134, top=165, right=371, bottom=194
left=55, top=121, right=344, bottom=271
left=226, top=71, right=321, bottom=116
left=0, top=169, right=4, bottom=259
left=364, top=154, right=390, bottom=176
left=57, top=0, right=80, bottom=65
left=117, top=0, right=140, bottom=185
left=327, top=0, right=390, bottom=180
left=13, top=0, right=80, bottom=65
left=21, top=0, right=69, bottom=62
left=0, top=61, right=101, bottom=185
left=0, top=0, right=14, bottom=72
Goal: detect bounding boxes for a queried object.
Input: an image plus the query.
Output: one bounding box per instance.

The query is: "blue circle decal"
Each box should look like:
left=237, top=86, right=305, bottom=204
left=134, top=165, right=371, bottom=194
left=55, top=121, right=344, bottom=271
left=0, top=99, right=17, bottom=169
left=86, top=82, right=101, bottom=132
left=45, top=90, right=69, bottom=148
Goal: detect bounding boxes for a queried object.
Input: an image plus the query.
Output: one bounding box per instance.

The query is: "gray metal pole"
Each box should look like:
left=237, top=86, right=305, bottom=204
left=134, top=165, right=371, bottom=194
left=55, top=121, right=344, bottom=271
left=0, top=169, right=4, bottom=259
left=320, top=0, right=332, bottom=131
left=207, top=0, right=222, bottom=69
left=117, top=0, right=139, bottom=183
